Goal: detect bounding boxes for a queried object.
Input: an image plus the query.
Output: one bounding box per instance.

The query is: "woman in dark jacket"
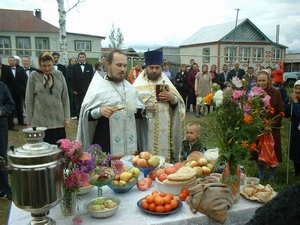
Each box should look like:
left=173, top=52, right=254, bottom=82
left=175, top=64, right=189, bottom=108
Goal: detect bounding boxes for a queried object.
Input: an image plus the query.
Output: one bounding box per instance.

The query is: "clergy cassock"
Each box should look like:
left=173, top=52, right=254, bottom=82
left=77, top=71, right=143, bottom=155
left=133, top=71, right=186, bottom=162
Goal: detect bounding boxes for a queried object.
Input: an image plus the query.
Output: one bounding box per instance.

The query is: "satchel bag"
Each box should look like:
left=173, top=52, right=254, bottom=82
left=186, top=182, right=234, bottom=224
left=257, top=133, right=278, bottom=167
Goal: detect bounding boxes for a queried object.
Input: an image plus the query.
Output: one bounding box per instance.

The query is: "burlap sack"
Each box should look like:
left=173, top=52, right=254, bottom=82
left=186, top=182, right=234, bottom=224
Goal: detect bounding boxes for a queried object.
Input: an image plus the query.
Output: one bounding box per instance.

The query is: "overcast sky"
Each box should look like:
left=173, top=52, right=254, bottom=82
left=1, top=0, right=300, bottom=53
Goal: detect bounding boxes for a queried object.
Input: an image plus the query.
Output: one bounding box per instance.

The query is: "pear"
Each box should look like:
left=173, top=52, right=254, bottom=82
left=119, top=180, right=126, bottom=186
left=120, top=172, right=132, bottom=181
left=128, top=177, right=135, bottom=183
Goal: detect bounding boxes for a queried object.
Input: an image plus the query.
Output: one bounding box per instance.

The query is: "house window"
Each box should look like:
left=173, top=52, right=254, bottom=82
left=203, top=48, right=210, bottom=63
left=240, top=47, right=250, bottom=63
left=273, top=48, right=281, bottom=62
left=225, top=47, right=237, bottom=63
left=253, top=48, right=264, bottom=62
left=75, top=41, right=91, bottom=51
left=16, top=37, right=31, bottom=56
left=36, top=37, right=49, bottom=56
left=0, top=36, right=12, bottom=56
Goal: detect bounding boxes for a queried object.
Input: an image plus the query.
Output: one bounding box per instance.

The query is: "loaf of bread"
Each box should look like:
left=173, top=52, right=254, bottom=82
left=167, top=167, right=196, bottom=181
left=163, top=176, right=196, bottom=186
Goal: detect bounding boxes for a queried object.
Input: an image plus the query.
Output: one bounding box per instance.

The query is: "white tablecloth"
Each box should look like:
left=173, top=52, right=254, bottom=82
left=8, top=182, right=261, bottom=225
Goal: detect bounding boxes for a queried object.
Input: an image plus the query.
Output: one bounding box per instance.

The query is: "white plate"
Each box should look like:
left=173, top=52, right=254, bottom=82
left=120, top=155, right=165, bottom=168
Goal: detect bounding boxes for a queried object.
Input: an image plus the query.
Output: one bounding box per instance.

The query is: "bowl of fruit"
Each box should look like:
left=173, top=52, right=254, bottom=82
left=84, top=196, right=120, bottom=218
left=107, top=176, right=138, bottom=193
left=131, top=151, right=162, bottom=177
left=137, top=190, right=183, bottom=214
left=107, top=167, right=140, bottom=193
left=78, top=183, right=94, bottom=195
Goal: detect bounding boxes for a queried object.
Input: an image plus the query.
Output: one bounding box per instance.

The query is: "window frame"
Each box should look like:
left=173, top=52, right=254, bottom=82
left=202, top=47, right=210, bottom=63
left=0, top=36, right=12, bottom=56
left=272, top=48, right=281, bottom=62
left=35, top=37, right=50, bottom=56
left=74, top=40, right=92, bottom=51
left=239, top=47, right=251, bottom=63
left=16, top=36, right=31, bottom=56
left=253, top=47, right=264, bottom=63
left=224, top=46, right=237, bottom=63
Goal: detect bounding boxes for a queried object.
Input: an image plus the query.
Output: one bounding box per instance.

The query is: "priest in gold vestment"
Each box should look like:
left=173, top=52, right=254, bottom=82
left=134, top=51, right=186, bottom=162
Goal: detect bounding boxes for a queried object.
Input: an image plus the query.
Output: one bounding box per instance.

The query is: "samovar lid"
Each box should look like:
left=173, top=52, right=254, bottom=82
left=9, top=127, right=61, bottom=157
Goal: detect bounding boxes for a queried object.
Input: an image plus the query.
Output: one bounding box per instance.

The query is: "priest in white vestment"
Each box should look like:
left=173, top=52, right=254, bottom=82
left=133, top=51, right=186, bottom=162
left=77, top=50, right=144, bottom=158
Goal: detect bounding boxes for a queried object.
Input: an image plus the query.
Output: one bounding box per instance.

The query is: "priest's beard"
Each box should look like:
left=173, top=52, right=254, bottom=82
left=107, top=73, right=125, bottom=83
left=145, top=69, right=162, bottom=81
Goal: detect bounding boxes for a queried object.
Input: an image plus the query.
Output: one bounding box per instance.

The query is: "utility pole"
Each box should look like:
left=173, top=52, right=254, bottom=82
left=232, top=8, right=240, bottom=65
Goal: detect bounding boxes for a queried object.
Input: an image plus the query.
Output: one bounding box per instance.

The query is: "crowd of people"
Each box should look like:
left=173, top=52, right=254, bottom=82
left=1, top=50, right=299, bottom=220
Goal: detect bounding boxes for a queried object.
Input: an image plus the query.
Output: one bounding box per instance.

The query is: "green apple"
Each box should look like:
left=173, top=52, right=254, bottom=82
left=130, top=167, right=140, bottom=178
left=104, top=200, right=114, bottom=207
left=147, top=155, right=160, bottom=167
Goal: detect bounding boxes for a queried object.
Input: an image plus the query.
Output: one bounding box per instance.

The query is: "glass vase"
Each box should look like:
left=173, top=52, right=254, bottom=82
left=222, top=161, right=241, bottom=203
left=60, top=190, right=77, bottom=216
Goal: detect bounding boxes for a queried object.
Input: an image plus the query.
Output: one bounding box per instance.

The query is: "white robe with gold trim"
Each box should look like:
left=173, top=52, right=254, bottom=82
left=133, top=71, right=186, bottom=162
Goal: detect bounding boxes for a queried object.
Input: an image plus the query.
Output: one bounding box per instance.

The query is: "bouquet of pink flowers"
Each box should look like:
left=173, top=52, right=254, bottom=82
left=58, top=139, right=91, bottom=192
left=58, top=140, right=126, bottom=191
left=212, top=77, right=284, bottom=171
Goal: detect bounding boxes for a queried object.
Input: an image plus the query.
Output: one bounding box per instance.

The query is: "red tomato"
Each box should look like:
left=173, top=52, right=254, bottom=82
left=179, top=193, right=187, bottom=201
left=181, top=188, right=190, bottom=196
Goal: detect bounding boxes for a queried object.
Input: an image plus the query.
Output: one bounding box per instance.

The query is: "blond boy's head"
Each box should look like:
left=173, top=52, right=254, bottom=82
left=186, top=122, right=201, bottom=143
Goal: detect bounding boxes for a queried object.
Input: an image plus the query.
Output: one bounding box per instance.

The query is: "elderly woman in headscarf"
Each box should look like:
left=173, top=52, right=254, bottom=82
left=25, top=52, right=70, bottom=144
left=254, top=69, right=285, bottom=181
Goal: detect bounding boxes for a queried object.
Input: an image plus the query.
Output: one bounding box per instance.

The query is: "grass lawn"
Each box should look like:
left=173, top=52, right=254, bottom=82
left=1, top=111, right=299, bottom=224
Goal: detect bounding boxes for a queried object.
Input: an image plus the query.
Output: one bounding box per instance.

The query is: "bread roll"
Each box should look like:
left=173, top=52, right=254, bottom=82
left=187, top=151, right=204, bottom=161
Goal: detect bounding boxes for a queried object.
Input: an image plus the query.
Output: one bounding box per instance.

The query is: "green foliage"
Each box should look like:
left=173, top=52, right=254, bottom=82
left=108, top=24, right=124, bottom=49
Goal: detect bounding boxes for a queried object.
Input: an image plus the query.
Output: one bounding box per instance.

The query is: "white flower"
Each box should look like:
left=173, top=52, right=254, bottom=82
left=213, top=90, right=223, bottom=107
left=231, top=76, right=243, bottom=88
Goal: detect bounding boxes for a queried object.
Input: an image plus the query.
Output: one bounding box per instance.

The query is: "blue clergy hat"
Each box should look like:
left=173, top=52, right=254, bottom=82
left=144, top=50, right=163, bottom=66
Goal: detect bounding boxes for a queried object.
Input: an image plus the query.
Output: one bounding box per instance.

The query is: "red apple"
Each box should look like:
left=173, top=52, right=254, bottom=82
left=158, top=173, right=168, bottom=182
left=149, top=171, right=157, bottom=180
left=202, top=166, right=211, bottom=175
left=137, top=178, right=151, bottom=191
left=137, top=158, right=148, bottom=167
left=164, top=166, right=178, bottom=175
left=145, top=177, right=152, bottom=187
left=139, top=151, right=151, bottom=160
left=156, top=168, right=165, bottom=177
left=174, top=162, right=184, bottom=169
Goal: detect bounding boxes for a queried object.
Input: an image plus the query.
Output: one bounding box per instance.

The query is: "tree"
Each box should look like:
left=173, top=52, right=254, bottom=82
left=108, top=24, right=124, bottom=49
left=56, top=0, right=85, bottom=65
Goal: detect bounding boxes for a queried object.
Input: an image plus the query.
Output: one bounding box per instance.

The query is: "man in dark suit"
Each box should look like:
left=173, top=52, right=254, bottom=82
left=72, top=52, right=94, bottom=119
left=7, top=56, right=27, bottom=129
left=228, top=61, right=246, bottom=80
left=52, top=52, right=67, bottom=79
left=218, top=64, right=230, bottom=90
left=22, top=55, right=36, bottom=78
